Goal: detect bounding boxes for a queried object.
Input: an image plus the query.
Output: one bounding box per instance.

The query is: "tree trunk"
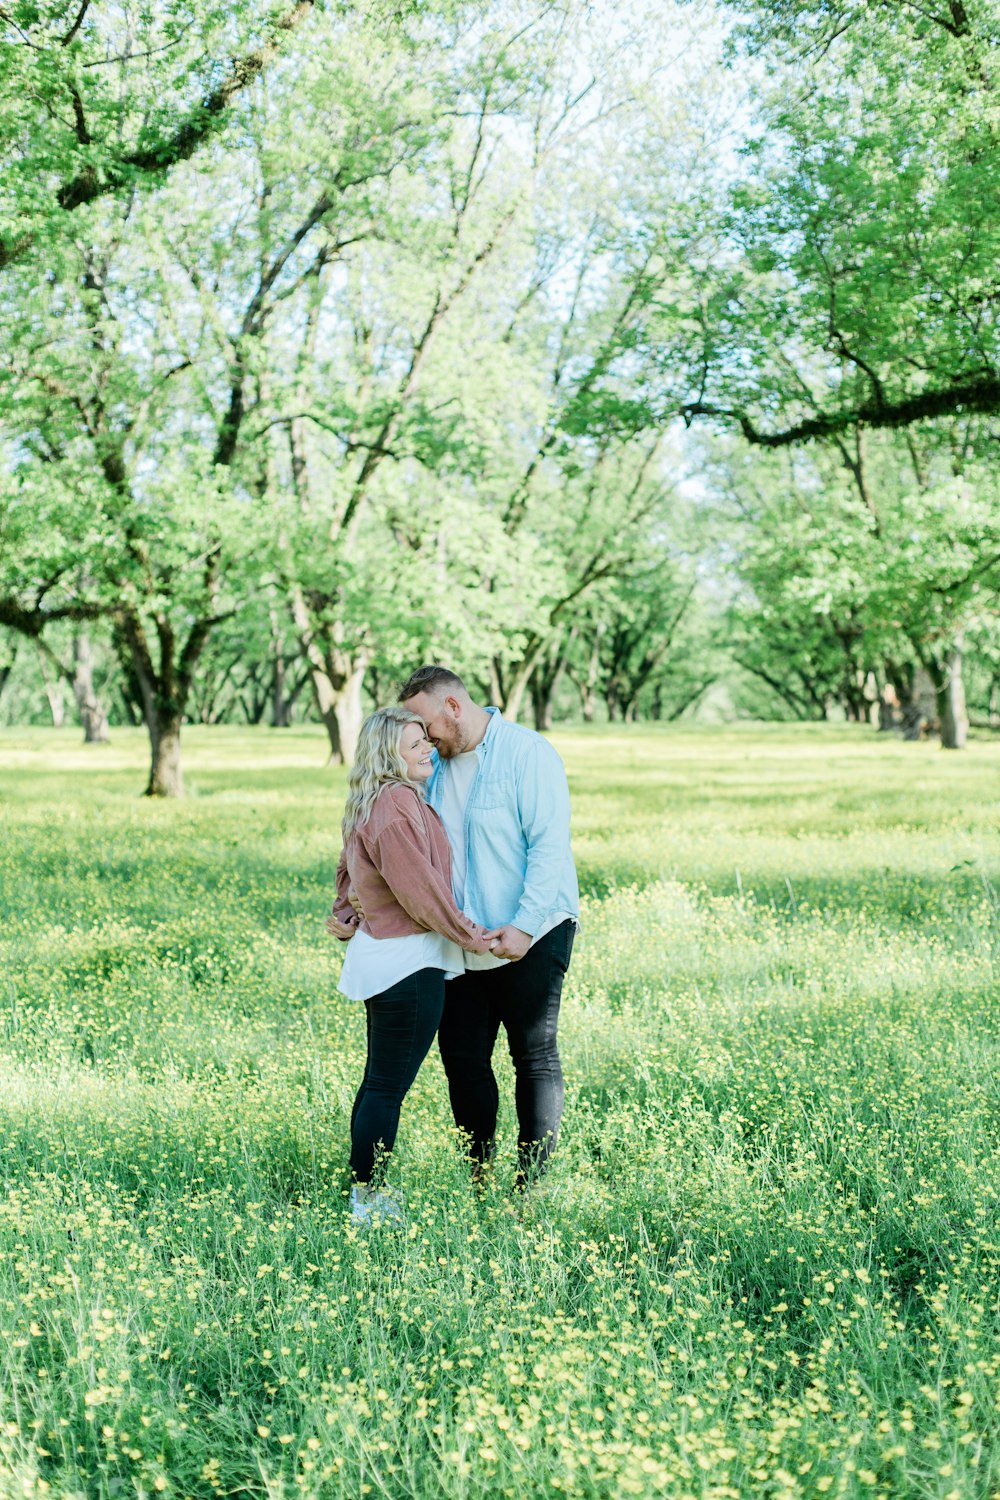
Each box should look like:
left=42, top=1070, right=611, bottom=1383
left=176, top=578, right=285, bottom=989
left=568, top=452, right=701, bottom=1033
left=271, top=652, right=290, bottom=726
left=243, top=667, right=269, bottom=725
left=285, top=668, right=309, bottom=723
left=936, top=638, right=968, bottom=750
left=290, top=585, right=368, bottom=763
left=499, top=636, right=546, bottom=725
left=990, top=678, right=999, bottom=730
left=113, top=625, right=145, bottom=726
left=270, top=614, right=293, bottom=727
left=577, top=628, right=603, bottom=722
left=530, top=640, right=572, bottom=733
left=900, top=700, right=923, bottom=740
left=842, top=677, right=868, bottom=721
left=118, top=689, right=141, bottom=726
left=533, top=693, right=554, bottom=733
left=504, top=684, right=525, bottom=723
left=886, top=662, right=925, bottom=740
left=502, top=665, right=531, bottom=723
left=531, top=676, right=555, bottom=732
left=72, top=631, right=110, bottom=743
left=310, top=662, right=365, bottom=764
left=146, top=710, right=184, bottom=797
left=118, top=614, right=199, bottom=798
left=909, top=665, right=939, bottom=738
left=0, top=636, right=19, bottom=705
left=42, top=675, right=66, bottom=727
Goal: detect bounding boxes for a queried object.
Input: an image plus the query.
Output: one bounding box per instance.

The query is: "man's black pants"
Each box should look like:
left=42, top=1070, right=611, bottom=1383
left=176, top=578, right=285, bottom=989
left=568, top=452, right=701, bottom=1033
left=437, top=920, right=575, bottom=1181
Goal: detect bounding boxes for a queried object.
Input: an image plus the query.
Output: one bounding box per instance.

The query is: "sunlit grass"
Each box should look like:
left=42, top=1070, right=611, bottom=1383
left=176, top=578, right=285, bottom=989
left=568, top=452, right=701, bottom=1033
left=1, top=723, right=998, bottom=1498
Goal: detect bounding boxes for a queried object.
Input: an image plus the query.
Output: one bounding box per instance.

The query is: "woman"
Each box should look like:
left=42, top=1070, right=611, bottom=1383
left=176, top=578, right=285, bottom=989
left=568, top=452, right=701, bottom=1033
left=327, top=705, right=498, bottom=1223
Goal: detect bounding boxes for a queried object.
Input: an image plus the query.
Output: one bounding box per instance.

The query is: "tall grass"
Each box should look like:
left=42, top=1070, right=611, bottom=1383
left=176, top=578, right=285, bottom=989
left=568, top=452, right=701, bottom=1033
left=0, top=724, right=998, bottom=1499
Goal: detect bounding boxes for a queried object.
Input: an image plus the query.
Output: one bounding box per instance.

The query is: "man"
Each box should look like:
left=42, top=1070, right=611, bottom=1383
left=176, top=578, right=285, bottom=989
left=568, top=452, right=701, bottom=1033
left=398, top=664, right=579, bottom=1185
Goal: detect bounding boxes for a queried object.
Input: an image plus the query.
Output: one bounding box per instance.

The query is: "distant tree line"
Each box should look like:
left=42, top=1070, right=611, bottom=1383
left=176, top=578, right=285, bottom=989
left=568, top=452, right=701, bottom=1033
left=1, top=0, right=996, bottom=791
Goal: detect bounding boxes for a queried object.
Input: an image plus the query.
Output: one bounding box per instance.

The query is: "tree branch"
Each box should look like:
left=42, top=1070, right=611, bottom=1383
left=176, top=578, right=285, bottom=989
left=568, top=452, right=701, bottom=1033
left=60, top=2, right=92, bottom=46
left=682, top=372, right=1000, bottom=446
left=6, top=2, right=316, bottom=235
left=0, top=595, right=105, bottom=637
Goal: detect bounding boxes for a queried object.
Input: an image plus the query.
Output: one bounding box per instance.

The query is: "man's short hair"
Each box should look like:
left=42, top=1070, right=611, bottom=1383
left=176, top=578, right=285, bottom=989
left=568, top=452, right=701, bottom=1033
left=398, top=664, right=467, bottom=702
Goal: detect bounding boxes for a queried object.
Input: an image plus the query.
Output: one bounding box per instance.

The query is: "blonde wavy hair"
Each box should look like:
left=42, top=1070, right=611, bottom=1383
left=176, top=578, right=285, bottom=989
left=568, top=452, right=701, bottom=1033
left=341, top=705, right=427, bottom=837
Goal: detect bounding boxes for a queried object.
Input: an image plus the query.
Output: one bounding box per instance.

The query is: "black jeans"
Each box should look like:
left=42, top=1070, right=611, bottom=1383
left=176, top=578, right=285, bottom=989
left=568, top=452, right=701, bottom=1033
left=349, top=966, right=445, bottom=1185
left=438, top=920, right=574, bottom=1181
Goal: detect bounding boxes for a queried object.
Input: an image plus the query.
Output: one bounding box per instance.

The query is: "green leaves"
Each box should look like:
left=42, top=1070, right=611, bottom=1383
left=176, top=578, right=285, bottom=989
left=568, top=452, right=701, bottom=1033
left=707, top=424, right=1000, bottom=722
left=649, top=0, right=997, bottom=448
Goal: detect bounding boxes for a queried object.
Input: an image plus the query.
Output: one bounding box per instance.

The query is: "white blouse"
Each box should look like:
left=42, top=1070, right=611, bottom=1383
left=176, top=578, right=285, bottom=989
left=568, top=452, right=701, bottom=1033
left=337, top=928, right=465, bottom=1002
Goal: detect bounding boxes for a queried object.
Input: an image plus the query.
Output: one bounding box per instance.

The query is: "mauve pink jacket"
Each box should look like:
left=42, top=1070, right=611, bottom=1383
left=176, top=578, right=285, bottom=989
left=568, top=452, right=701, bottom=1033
left=332, top=781, right=492, bottom=952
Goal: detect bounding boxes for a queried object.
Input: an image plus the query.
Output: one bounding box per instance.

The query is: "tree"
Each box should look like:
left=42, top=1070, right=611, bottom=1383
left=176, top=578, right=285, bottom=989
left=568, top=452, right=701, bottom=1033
left=258, top=0, right=733, bottom=753
left=704, top=433, right=1000, bottom=743
left=2, top=189, right=258, bottom=793
left=489, top=435, right=678, bottom=721
left=677, top=0, right=1000, bottom=443
left=251, top=2, right=573, bottom=760
left=0, top=1, right=322, bottom=270
left=1, top=1, right=447, bottom=790
left=2, top=0, right=753, bottom=776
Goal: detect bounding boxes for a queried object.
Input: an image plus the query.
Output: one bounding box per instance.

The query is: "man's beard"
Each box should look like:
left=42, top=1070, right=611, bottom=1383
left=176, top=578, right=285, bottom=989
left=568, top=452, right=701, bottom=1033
left=438, top=722, right=471, bottom=758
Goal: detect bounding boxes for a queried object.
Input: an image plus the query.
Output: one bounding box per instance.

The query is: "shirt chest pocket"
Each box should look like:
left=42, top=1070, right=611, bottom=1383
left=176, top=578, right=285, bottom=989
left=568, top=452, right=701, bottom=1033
left=469, top=775, right=512, bottom=812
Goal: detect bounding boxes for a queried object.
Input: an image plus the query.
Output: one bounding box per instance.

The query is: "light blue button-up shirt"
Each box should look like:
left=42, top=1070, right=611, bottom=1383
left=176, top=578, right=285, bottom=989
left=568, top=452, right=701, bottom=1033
left=425, top=708, right=579, bottom=935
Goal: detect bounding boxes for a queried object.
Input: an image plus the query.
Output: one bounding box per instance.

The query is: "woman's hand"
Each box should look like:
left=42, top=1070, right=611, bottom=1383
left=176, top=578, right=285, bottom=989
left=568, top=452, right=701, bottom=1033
left=326, top=912, right=357, bottom=940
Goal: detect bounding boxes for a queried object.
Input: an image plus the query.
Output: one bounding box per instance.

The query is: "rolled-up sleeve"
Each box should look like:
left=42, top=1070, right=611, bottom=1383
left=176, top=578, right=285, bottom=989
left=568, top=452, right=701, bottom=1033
left=331, top=849, right=360, bottom=937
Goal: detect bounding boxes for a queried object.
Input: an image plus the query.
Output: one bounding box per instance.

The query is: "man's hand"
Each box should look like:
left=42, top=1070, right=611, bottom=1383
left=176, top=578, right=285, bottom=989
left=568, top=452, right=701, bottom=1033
left=326, top=912, right=357, bottom=941
left=488, top=924, right=532, bottom=961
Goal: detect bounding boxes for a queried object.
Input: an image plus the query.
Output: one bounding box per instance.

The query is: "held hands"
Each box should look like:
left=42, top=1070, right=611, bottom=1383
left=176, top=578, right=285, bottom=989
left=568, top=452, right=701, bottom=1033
left=326, top=900, right=529, bottom=957
left=487, top=924, right=532, bottom=961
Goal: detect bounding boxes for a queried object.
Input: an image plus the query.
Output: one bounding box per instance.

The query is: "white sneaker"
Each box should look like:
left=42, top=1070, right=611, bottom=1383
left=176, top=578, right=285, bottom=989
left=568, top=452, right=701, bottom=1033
left=350, top=1184, right=405, bottom=1227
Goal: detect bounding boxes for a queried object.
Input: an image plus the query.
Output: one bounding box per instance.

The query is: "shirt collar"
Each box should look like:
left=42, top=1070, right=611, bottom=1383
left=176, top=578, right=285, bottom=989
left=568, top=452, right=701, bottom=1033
left=478, top=706, right=502, bottom=756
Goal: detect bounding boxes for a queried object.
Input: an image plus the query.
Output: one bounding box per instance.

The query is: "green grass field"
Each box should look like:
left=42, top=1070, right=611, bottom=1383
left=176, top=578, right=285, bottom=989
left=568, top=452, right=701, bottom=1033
left=1, top=724, right=998, bottom=1500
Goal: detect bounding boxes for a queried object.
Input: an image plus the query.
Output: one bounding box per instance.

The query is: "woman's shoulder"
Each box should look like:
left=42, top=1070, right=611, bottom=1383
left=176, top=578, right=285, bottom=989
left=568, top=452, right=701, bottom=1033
left=378, top=779, right=422, bottom=806
left=367, top=780, right=425, bottom=830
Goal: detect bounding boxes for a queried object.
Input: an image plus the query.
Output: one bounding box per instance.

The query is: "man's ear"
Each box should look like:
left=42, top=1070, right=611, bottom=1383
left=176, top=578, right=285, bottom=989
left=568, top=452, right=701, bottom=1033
left=444, top=695, right=462, bottom=717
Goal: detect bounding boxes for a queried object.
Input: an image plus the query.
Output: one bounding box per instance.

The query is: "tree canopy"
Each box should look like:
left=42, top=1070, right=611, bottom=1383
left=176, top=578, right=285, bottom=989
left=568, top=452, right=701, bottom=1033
left=683, top=0, right=1000, bottom=442
left=1, top=0, right=998, bottom=786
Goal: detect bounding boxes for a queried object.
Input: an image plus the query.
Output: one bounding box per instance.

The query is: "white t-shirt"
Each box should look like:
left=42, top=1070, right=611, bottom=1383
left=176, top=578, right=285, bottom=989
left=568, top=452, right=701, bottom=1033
left=434, top=749, right=576, bottom=972
left=338, top=928, right=465, bottom=1002
left=435, top=750, right=479, bottom=905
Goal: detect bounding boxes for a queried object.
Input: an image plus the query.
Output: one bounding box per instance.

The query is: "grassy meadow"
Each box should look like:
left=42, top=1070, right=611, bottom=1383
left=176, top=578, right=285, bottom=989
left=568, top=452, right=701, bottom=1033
left=1, top=722, right=999, bottom=1500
